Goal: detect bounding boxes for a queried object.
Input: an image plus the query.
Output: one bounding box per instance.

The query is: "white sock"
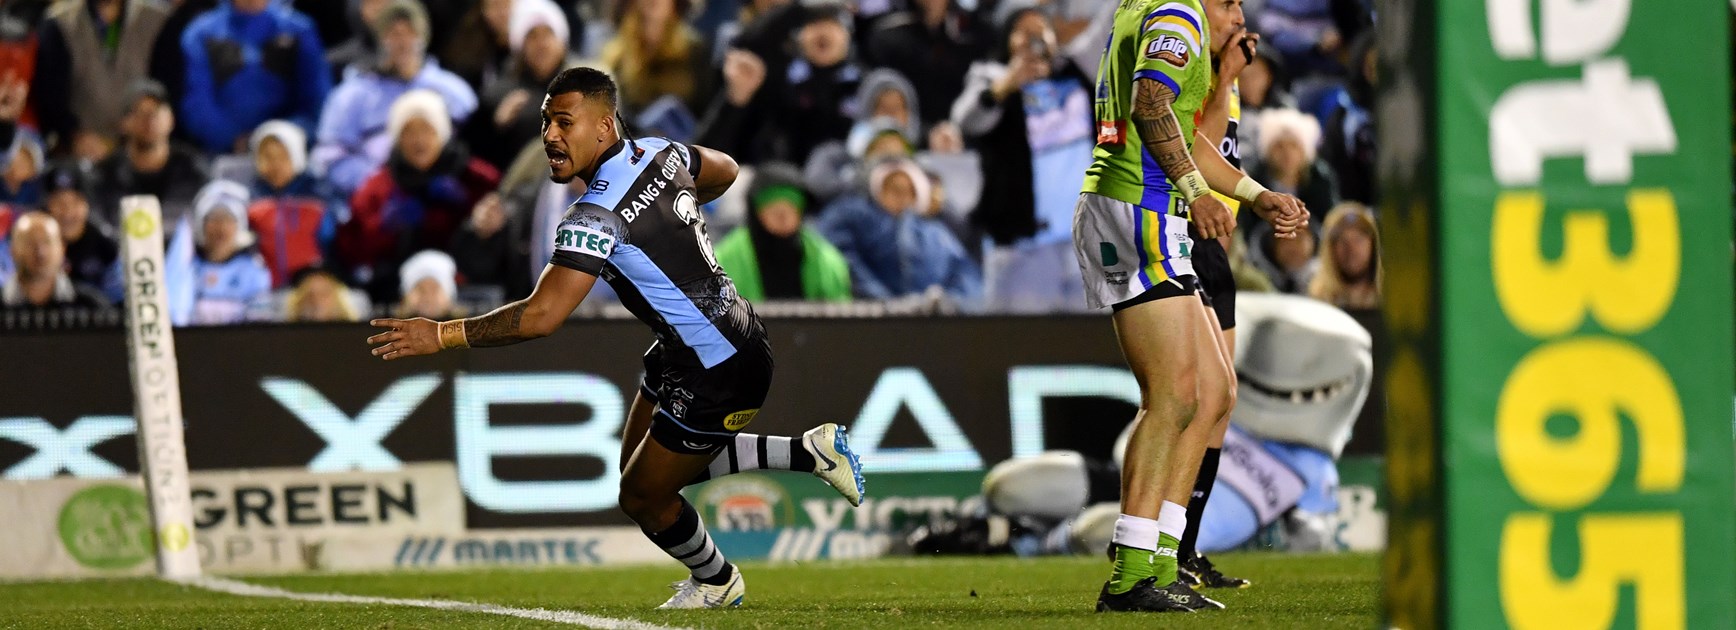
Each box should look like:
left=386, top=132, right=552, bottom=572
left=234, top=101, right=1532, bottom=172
left=1112, top=514, right=1160, bottom=551
left=1156, top=501, right=1187, bottom=542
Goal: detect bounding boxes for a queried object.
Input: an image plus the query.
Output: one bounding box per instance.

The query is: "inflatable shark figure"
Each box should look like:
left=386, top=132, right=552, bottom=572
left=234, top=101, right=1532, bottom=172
left=972, top=293, right=1375, bottom=555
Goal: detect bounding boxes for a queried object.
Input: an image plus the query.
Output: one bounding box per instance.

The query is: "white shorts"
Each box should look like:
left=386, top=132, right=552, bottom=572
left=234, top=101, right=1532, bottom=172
left=1072, top=192, right=1197, bottom=309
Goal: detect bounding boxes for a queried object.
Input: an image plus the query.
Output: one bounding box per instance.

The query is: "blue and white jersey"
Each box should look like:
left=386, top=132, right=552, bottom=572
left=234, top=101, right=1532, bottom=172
left=548, top=137, right=757, bottom=369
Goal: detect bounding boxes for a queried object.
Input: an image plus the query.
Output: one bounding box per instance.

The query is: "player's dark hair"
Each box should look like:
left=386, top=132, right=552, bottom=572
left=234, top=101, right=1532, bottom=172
left=546, top=67, right=618, bottom=110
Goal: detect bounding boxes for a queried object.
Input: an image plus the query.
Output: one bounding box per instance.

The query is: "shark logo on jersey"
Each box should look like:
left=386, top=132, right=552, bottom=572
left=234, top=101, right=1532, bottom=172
left=673, top=190, right=699, bottom=225
left=1146, top=35, right=1191, bottom=68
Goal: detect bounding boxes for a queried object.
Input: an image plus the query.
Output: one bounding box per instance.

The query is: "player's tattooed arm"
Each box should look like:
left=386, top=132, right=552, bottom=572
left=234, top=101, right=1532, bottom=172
left=1131, top=77, right=1235, bottom=238
left=462, top=264, right=598, bottom=347
left=370, top=265, right=593, bottom=359
left=462, top=301, right=532, bottom=347
left=1130, top=78, right=1200, bottom=185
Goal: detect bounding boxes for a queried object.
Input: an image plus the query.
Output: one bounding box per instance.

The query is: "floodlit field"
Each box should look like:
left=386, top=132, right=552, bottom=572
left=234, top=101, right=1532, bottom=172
left=0, top=553, right=1378, bottom=629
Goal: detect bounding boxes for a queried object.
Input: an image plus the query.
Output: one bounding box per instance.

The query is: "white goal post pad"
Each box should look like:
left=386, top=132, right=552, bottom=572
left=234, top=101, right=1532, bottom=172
left=119, top=194, right=201, bottom=579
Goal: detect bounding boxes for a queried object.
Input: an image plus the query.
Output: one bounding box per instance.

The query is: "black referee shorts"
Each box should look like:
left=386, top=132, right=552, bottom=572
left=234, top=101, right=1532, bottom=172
left=1192, top=235, right=1237, bottom=331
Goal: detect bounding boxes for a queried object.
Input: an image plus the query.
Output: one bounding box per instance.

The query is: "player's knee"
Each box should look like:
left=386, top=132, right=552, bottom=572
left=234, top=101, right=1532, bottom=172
left=617, top=484, right=667, bottom=525
left=1139, top=382, right=1200, bottom=430
left=1197, top=382, right=1232, bottom=429
left=1219, top=381, right=1238, bottom=421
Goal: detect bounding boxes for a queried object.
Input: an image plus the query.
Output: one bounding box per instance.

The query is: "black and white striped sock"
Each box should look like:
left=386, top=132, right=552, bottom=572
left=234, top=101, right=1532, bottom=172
left=686, top=433, right=817, bottom=485
left=644, top=499, right=733, bottom=585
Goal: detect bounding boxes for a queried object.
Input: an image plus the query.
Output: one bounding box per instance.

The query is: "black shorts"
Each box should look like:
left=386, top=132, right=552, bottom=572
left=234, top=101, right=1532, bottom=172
left=1111, top=274, right=1200, bottom=313
left=640, top=336, right=775, bottom=455
left=1191, top=235, right=1236, bottom=330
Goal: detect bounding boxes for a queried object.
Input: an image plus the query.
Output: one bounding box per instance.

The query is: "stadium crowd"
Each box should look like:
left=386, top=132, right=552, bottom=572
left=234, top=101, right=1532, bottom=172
left=0, top=0, right=1380, bottom=323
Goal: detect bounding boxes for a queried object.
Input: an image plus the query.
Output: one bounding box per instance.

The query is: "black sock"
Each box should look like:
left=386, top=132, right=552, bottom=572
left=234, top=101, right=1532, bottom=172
left=1179, top=447, right=1221, bottom=560
left=687, top=433, right=818, bottom=486
left=787, top=434, right=817, bottom=472
left=643, top=498, right=733, bottom=585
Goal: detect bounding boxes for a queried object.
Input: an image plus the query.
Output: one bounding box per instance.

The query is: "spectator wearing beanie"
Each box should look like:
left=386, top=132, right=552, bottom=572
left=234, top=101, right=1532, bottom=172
left=808, top=117, right=917, bottom=203
left=437, top=0, right=514, bottom=94
left=1251, top=107, right=1337, bottom=226
left=41, top=162, right=119, bottom=292
left=952, top=8, right=1094, bottom=313
left=1230, top=47, right=1294, bottom=179
left=865, top=0, right=991, bottom=128
left=1, top=211, right=111, bottom=311
left=696, top=3, right=860, bottom=166
left=394, top=248, right=462, bottom=319
left=247, top=119, right=347, bottom=287
left=339, top=89, right=498, bottom=304
left=802, top=68, right=922, bottom=202
left=468, top=0, right=574, bottom=171
left=601, top=0, right=709, bottom=117
left=91, top=79, right=212, bottom=229
left=813, top=156, right=980, bottom=301
left=312, top=0, right=477, bottom=196
left=713, top=163, right=851, bottom=303
left=34, top=0, right=172, bottom=162
left=0, top=130, right=44, bottom=212
left=187, top=179, right=270, bottom=324
left=854, top=69, right=923, bottom=148
left=178, top=0, right=333, bottom=154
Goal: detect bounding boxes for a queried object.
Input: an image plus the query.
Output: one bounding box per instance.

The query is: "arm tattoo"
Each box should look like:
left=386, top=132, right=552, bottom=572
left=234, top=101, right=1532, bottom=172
left=463, top=301, right=531, bottom=348
left=1130, top=78, right=1198, bottom=184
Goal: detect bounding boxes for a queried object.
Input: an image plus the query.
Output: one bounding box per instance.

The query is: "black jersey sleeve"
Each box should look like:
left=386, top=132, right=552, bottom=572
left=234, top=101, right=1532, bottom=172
left=679, top=142, right=702, bottom=179
left=549, top=202, right=628, bottom=275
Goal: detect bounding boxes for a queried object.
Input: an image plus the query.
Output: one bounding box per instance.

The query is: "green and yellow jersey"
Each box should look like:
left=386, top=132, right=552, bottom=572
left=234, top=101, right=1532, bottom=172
left=1081, top=0, right=1215, bottom=211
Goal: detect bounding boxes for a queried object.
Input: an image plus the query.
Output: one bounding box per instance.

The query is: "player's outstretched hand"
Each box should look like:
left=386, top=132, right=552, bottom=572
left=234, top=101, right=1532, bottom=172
left=1190, top=194, right=1236, bottom=240
left=368, top=318, right=440, bottom=361
left=1252, top=191, right=1310, bottom=238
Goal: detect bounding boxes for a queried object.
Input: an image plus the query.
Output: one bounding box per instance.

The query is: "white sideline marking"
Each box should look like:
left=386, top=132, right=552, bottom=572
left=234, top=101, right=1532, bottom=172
left=181, top=576, right=687, bottom=630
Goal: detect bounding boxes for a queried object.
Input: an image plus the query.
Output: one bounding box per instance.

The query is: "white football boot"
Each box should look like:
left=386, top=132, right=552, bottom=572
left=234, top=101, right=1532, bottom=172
left=657, top=571, right=746, bottom=609
left=802, top=423, right=865, bottom=507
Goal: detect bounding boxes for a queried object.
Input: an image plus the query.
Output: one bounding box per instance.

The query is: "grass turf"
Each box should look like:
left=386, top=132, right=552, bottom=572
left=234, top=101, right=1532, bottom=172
left=0, top=552, right=1378, bottom=629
